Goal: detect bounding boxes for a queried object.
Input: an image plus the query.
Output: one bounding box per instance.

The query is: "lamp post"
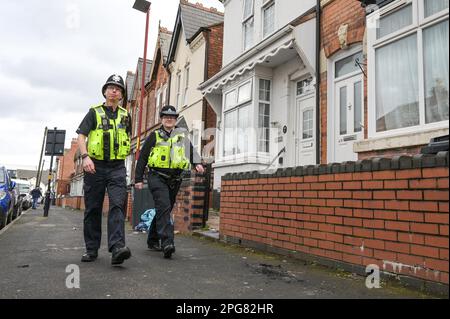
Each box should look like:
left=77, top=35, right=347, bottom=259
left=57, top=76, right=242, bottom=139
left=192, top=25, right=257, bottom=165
left=132, top=0, right=151, bottom=161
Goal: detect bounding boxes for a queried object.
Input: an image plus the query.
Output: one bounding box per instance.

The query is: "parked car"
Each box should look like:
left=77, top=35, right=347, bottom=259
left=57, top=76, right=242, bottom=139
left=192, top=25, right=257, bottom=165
left=11, top=182, right=22, bottom=220
left=0, top=165, right=16, bottom=229
left=12, top=178, right=32, bottom=211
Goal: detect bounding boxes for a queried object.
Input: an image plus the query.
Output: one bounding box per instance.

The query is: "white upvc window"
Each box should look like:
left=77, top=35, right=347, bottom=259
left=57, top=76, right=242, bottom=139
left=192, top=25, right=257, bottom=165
left=367, top=0, right=449, bottom=137
left=243, top=0, right=254, bottom=20
left=258, top=79, right=271, bottom=153
left=191, top=128, right=200, bottom=155
left=262, top=1, right=275, bottom=39
left=176, top=72, right=181, bottom=109
left=223, top=79, right=253, bottom=157
left=243, top=0, right=254, bottom=51
left=183, top=66, right=190, bottom=107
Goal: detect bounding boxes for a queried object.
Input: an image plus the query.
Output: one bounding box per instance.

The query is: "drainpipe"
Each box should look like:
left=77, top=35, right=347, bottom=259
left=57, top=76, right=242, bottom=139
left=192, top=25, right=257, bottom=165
left=202, top=28, right=211, bottom=228
left=202, top=29, right=210, bottom=150
left=315, top=0, right=321, bottom=164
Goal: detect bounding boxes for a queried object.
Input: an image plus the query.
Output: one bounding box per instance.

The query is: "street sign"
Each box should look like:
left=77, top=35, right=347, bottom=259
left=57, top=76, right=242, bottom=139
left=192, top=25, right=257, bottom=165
left=45, top=129, right=66, bottom=156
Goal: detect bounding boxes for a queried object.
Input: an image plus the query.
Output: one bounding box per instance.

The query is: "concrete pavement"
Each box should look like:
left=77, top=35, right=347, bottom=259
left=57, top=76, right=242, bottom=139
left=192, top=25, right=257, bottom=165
left=0, top=206, right=442, bottom=299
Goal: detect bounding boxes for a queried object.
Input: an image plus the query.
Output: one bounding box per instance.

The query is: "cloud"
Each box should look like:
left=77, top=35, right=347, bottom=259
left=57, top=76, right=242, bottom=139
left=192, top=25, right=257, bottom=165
left=0, top=0, right=223, bottom=170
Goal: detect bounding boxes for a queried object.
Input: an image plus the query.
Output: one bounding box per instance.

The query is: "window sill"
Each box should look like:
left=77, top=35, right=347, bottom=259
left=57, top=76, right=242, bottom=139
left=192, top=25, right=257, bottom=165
left=354, top=126, right=449, bottom=153
left=213, top=153, right=272, bottom=168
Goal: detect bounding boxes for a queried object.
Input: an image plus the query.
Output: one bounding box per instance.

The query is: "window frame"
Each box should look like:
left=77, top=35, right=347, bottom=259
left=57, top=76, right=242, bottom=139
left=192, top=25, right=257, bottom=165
left=257, top=78, right=271, bottom=153
left=176, top=72, right=182, bottom=109
left=420, top=0, right=449, bottom=22
left=191, top=128, right=200, bottom=155
left=222, top=78, right=254, bottom=157
left=242, top=0, right=254, bottom=52
left=367, top=0, right=449, bottom=138
left=183, top=65, right=190, bottom=107
left=302, top=108, right=314, bottom=141
left=262, top=0, right=276, bottom=39
left=243, top=17, right=254, bottom=52
left=224, top=79, right=253, bottom=112
left=243, top=0, right=254, bottom=22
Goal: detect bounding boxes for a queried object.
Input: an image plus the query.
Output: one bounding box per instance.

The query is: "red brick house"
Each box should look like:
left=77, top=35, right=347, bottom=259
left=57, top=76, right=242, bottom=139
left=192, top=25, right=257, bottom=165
left=322, top=0, right=448, bottom=163
left=165, top=0, right=224, bottom=161
left=199, top=0, right=448, bottom=292
left=55, top=138, right=78, bottom=198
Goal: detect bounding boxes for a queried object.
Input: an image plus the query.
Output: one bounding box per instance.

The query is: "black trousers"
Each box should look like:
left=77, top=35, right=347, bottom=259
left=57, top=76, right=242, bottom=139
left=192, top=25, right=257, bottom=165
left=83, top=163, right=127, bottom=253
left=146, top=171, right=181, bottom=248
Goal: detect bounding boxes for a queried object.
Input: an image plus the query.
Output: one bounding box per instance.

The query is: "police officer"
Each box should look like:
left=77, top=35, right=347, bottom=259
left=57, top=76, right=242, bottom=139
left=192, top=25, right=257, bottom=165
left=134, top=105, right=204, bottom=259
left=76, top=74, right=132, bottom=265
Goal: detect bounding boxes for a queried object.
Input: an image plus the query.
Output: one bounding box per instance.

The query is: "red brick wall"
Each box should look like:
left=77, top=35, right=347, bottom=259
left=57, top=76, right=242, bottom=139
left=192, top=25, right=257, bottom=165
left=203, top=23, right=223, bottom=156
left=146, top=87, right=155, bottom=131
left=172, top=173, right=206, bottom=233
left=141, top=93, right=149, bottom=137
left=220, top=153, right=449, bottom=286
left=126, top=191, right=133, bottom=221
left=207, top=23, right=223, bottom=80
left=60, top=191, right=133, bottom=222
left=321, top=0, right=366, bottom=59
left=319, top=73, right=328, bottom=164
left=320, top=0, right=366, bottom=163
left=56, top=139, right=78, bottom=196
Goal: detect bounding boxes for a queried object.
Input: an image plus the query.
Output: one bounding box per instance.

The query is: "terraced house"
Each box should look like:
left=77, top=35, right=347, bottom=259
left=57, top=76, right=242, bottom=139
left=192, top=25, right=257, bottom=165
left=200, top=0, right=448, bottom=198
left=165, top=0, right=224, bottom=159
left=199, top=0, right=320, bottom=195
left=199, top=0, right=448, bottom=291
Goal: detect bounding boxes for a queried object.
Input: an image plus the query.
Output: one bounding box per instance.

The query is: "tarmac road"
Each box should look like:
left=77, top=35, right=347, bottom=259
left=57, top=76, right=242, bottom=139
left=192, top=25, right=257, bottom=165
left=0, top=206, right=440, bottom=299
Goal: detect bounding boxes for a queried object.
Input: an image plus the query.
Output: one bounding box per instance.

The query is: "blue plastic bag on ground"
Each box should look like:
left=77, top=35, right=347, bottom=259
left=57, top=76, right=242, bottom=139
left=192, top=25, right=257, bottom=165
left=134, top=208, right=156, bottom=232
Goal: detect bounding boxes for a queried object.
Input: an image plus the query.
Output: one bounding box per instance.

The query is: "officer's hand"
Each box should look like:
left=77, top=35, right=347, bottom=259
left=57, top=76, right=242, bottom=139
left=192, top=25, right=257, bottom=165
left=135, top=182, right=144, bottom=190
left=83, top=157, right=96, bottom=174
left=195, top=164, right=205, bottom=174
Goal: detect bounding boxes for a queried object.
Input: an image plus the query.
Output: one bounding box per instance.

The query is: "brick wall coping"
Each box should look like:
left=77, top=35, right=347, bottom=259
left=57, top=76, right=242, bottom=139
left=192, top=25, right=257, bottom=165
left=222, top=152, right=449, bottom=181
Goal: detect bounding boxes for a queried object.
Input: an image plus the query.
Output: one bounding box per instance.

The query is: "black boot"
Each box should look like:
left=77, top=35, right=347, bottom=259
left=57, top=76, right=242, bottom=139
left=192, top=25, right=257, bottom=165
left=81, top=251, right=98, bottom=262
left=111, top=246, right=131, bottom=265
left=163, top=244, right=175, bottom=259
left=148, top=242, right=162, bottom=251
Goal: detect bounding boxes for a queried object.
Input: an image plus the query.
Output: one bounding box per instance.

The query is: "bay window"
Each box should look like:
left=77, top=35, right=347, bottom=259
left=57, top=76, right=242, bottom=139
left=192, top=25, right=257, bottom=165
left=223, top=80, right=253, bottom=157
left=368, top=0, right=449, bottom=135
left=258, top=79, right=271, bottom=153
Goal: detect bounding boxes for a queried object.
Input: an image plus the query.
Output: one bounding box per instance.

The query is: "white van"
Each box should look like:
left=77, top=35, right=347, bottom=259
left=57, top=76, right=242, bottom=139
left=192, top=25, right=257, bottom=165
left=12, top=179, right=32, bottom=210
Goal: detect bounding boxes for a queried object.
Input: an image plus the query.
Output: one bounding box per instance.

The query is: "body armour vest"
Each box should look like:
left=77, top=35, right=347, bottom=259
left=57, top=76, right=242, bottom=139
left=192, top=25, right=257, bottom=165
left=87, top=105, right=131, bottom=161
left=147, top=129, right=190, bottom=170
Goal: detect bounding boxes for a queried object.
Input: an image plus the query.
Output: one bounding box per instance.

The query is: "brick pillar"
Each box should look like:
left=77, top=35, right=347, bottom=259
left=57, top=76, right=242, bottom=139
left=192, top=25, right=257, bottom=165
left=126, top=190, right=133, bottom=222
left=173, top=172, right=207, bottom=233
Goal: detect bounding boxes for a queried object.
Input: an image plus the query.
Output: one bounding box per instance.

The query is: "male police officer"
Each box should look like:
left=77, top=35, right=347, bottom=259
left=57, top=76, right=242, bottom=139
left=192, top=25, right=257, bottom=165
left=76, top=74, right=132, bottom=265
left=134, top=105, right=204, bottom=259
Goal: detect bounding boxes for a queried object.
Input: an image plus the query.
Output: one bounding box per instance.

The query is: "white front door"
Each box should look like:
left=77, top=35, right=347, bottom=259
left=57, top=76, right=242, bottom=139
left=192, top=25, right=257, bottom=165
left=334, top=75, right=364, bottom=162
left=295, top=96, right=316, bottom=167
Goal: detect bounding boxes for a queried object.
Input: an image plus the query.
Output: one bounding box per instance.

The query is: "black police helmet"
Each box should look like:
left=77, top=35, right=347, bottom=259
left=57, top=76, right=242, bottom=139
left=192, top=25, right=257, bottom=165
left=102, top=74, right=125, bottom=98
left=160, top=105, right=179, bottom=118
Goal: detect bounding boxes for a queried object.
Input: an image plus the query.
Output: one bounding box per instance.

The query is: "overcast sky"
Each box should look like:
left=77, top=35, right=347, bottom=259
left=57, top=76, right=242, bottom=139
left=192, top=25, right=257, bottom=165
left=0, top=0, right=222, bottom=170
